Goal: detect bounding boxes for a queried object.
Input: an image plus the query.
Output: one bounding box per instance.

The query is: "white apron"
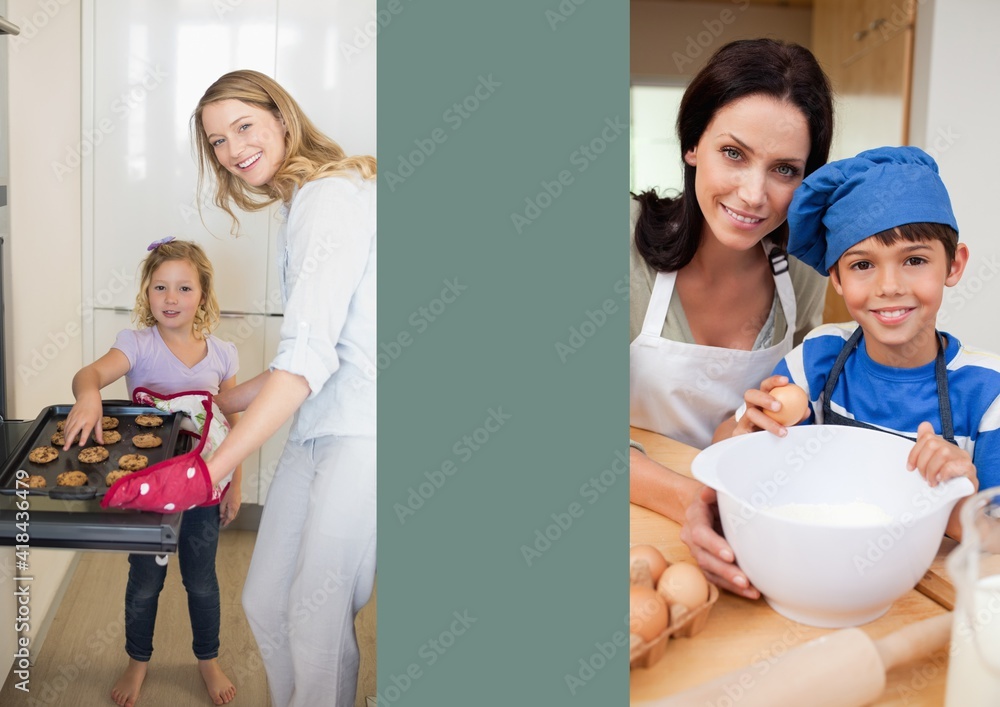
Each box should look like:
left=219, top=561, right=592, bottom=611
left=629, top=244, right=797, bottom=448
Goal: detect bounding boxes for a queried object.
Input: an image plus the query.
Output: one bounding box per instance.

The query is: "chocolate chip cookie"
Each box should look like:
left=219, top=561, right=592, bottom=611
left=28, top=446, right=59, bottom=464
left=78, top=446, right=110, bottom=464
left=102, top=430, right=122, bottom=444
left=105, top=470, right=132, bottom=486
left=135, top=414, right=163, bottom=428
left=56, top=420, right=67, bottom=432
left=118, top=454, right=149, bottom=471
left=57, top=471, right=89, bottom=486
left=27, top=475, right=47, bottom=488
left=132, top=433, right=162, bottom=449
left=50, top=431, right=66, bottom=446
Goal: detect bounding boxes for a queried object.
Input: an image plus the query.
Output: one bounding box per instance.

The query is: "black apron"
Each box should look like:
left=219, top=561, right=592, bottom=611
left=821, top=326, right=957, bottom=445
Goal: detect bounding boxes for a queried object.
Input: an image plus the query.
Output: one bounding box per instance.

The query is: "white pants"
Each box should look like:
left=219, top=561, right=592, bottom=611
left=243, top=434, right=376, bottom=707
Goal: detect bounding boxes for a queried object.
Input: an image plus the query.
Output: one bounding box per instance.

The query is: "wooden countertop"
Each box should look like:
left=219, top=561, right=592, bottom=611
left=629, top=427, right=955, bottom=706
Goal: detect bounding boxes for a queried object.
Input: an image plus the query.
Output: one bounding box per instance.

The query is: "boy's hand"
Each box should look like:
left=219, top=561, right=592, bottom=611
left=62, top=395, right=105, bottom=450
left=680, top=486, right=760, bottom=600
left=732, top=375, right=806, bottom=438
left=907, top=421, right=979, bottom=490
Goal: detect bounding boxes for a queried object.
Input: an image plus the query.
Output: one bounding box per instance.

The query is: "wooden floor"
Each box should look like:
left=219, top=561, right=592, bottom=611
left=1, top=529, right=376, bottom=706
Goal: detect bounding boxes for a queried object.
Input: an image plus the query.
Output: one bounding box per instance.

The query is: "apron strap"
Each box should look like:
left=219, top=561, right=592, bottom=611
left=822, top=327, right=957, bottom=445
left=640, top=270, right=677, bottom=337
left=822, top=327, right=864, bottom=414
left=763, top=243, right=797, bottom=338
left=934, top=333, right=956, bottom=444
left=641, top=241, right=796, bottom=340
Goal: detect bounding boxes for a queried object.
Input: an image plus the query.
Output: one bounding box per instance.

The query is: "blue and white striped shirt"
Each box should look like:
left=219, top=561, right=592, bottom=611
left=775, top=322, right=1000, bottom=489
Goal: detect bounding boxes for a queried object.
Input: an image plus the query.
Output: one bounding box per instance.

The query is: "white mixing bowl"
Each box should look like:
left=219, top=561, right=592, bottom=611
left=692, top=425, right=974, bottom=627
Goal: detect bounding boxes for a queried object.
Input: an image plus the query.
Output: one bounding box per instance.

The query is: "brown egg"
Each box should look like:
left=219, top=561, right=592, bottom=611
left=763, top=383, right=809, bottom=427
left=629, top=633, right=643, bottom=652
left=630, top=585, right=669, bottom=641
left=630, top=544, right=668, bottom=583
left=657, top=562, right=710, bottom=612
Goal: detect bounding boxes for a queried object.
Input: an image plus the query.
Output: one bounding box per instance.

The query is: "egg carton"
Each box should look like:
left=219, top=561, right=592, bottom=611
left=629, top=580, right=719, bottom=670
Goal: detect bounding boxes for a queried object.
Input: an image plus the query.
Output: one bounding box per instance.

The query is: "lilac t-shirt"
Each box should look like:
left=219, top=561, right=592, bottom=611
left=112, top=327, right=239, bottom=398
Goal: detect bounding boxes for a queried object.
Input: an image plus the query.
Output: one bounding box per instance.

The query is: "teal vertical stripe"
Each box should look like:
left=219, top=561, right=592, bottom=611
left=378, top=2, right=629, bottom=705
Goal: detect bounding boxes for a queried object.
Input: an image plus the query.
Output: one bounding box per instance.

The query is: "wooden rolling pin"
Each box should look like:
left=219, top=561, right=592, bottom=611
left=651, top=612, right=953, bottom=707
left=916, top=568, right=955, bottom=610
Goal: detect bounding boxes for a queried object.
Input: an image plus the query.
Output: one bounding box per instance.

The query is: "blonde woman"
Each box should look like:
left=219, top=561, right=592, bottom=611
left=63, top=239, right=241, bottom=706
left=192, top=70, right=376, bottom=707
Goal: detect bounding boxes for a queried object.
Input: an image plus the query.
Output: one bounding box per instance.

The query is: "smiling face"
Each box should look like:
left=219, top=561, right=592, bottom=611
left=685, top=95, right=810, bottom=252
left=830, top=233, right=968, bottom=366
left=147, top=259, right=205, bottom=335
left=201, top=99, right=288, bottom=188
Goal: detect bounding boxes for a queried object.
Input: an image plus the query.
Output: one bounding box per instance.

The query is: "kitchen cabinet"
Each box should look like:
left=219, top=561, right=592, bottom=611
left=812, top=0, right=916, bottom=324
left=813, top=0, right=915, bottom=153
left=273, top=0, right=378, bottom=202
left=88, top=0, right=278, bottom=313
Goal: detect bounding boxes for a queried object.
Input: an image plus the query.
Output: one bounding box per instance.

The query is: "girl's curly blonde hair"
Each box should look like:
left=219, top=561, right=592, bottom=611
left=134, top=240, right=221, bottom=340
left=191, top=69, right=376, bottom=234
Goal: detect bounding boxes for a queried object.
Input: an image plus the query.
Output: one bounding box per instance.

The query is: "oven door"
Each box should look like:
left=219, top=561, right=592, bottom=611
left=0, top=420, right=182, bottom=553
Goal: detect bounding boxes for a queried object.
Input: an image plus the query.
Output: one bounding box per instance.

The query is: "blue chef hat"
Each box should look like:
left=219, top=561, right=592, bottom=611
left=787, top=146, right=959, bottom=275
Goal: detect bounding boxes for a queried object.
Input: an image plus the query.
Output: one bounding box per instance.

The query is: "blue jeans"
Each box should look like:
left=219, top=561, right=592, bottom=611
left=124, top=504, right=221, bottom=661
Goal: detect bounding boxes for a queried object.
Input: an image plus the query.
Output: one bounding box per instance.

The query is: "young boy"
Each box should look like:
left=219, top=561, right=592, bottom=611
left=688, top=146, right=1000, bottom=597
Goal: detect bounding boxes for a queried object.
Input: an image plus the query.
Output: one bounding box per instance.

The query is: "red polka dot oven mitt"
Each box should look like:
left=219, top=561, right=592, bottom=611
left=101, top=388, right=233, bottom=513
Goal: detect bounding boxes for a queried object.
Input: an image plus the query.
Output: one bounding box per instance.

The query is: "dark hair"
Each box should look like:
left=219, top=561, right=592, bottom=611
left=831, top=223, right=959, bottom=277
left=633, top=38, right=834, bottom=272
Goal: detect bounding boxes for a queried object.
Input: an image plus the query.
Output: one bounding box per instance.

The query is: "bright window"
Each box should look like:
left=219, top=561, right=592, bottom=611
left=630, top=84, right=686, bottom=196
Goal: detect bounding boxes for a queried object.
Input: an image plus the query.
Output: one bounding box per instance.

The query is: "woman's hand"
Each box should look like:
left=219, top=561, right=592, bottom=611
left=62, top=392, right=105, bottom=449
left=908, top=421, right=978, bottom=490
left=680, top=486, right=760, bottom=600
left=732, top=375, right=805, bottom=437
left=629, top=447, right=702, bottom=524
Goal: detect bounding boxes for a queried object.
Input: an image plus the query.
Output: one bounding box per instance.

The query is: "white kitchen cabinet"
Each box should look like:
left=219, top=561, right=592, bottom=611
left=88, top=0, right=278, bottom=314
left=274, top=0, right=378, bottom=170
left=89, top=310, right=130, bottom=402
left=90, top=308, right=284, bottom=504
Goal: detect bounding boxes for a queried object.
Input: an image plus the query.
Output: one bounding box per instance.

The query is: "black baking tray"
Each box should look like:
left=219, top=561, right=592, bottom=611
left=0, top=403, right=184, bottom=500
left=0, top=418, right=186, bottom=553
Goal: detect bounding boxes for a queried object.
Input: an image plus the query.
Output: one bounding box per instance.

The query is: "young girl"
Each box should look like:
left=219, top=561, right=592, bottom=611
left=62, top=239, right=241, bottom=707
left=192, top=69, right=375, bottom=707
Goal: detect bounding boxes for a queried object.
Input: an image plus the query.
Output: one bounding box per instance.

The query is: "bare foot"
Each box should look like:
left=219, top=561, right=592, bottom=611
left=110, top=659, right=147, bottom=707
left=199, top=658, right=236, bottom=705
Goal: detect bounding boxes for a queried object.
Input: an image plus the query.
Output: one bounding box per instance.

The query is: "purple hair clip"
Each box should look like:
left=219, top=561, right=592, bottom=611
left=147, top=236, right=176, bottom=251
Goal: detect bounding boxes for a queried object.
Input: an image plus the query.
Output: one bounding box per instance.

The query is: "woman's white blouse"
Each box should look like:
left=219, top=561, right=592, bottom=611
left=273, top=174, right=376, bottom=442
